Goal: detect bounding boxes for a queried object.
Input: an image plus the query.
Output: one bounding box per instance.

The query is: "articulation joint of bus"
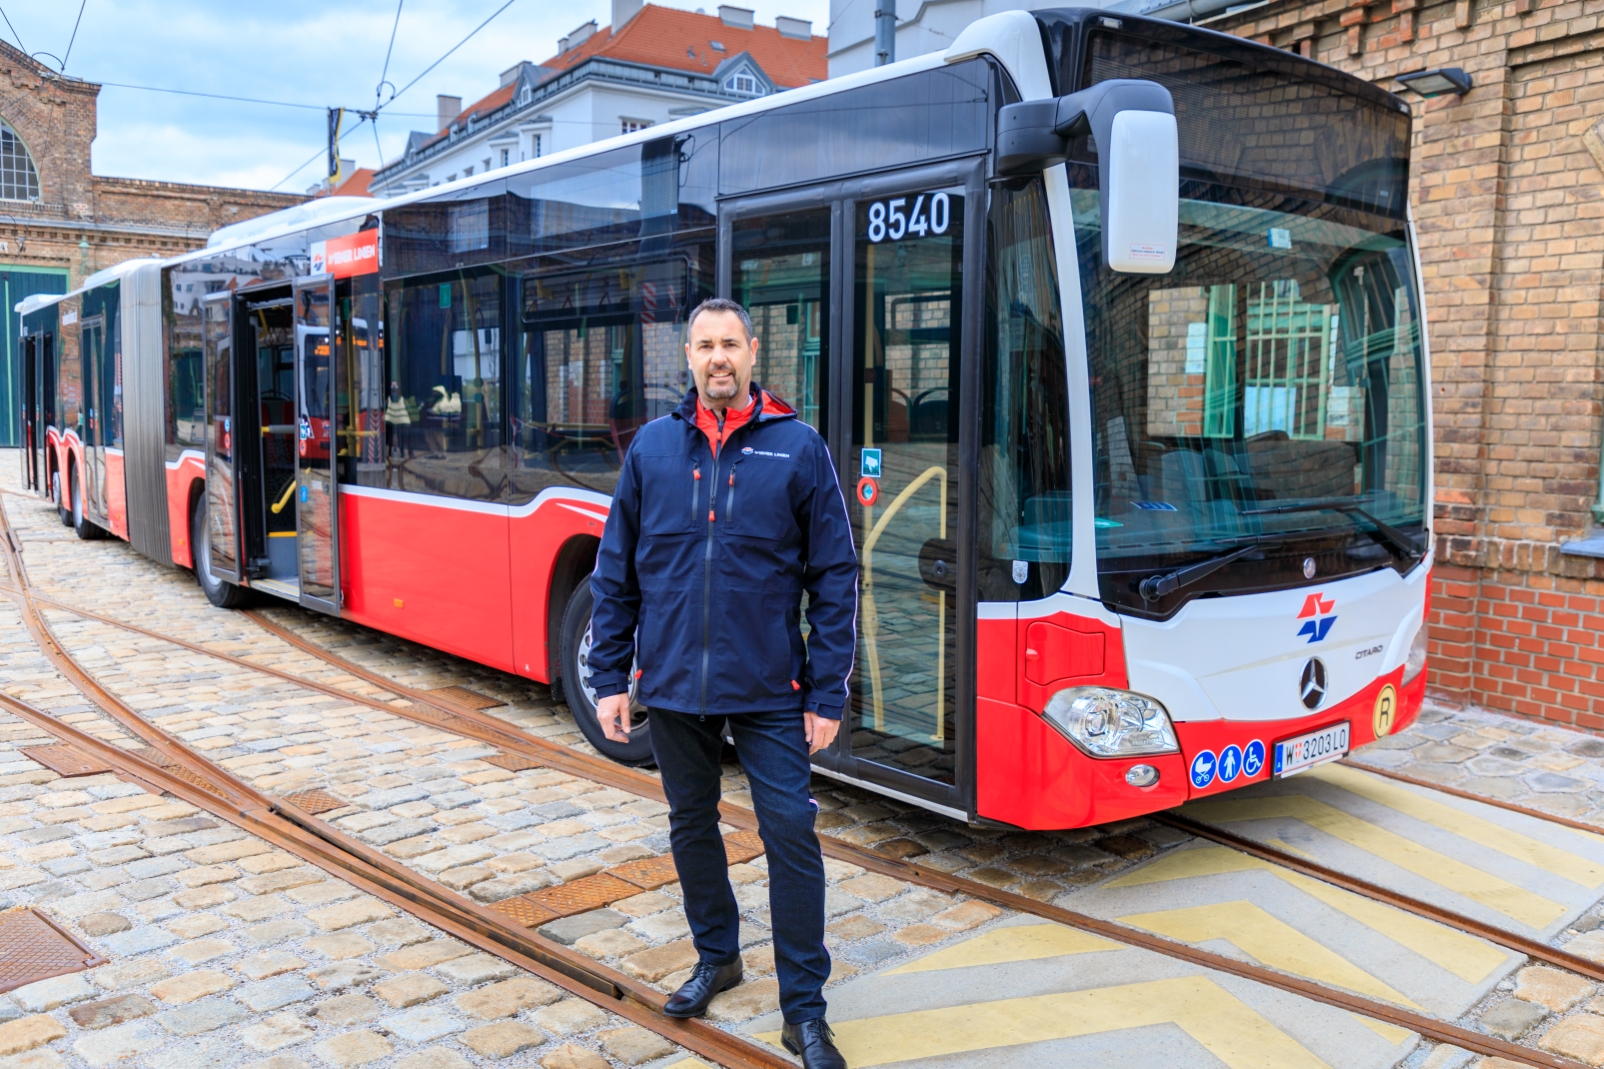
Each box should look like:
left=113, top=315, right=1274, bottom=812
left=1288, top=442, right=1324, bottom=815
left=13, top=7, right=1431, bottom=833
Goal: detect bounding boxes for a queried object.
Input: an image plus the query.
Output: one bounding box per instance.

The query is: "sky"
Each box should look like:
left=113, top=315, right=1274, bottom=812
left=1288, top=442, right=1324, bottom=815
left=5, top=0, right=832, bottom=194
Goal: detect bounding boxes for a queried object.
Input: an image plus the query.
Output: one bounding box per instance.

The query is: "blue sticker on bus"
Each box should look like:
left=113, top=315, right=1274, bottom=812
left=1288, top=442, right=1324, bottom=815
left=1218, top=744, right=1243, bottom=783
left=1133, top=501, right=1177, bottom=511
left=1189, top=750, right=1217, bottom=789
left=1243, top=740, right=1266, bottom=778
left=860, top=448, right=882, bottom=478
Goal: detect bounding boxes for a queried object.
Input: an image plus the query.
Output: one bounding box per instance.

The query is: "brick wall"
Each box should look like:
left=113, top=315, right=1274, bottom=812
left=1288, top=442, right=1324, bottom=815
left=1210, top=0, right=1604, bottom=729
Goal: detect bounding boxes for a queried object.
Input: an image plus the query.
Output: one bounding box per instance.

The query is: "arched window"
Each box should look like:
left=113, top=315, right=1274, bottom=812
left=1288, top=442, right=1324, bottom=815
left=0, top=121, right=40, bottom=201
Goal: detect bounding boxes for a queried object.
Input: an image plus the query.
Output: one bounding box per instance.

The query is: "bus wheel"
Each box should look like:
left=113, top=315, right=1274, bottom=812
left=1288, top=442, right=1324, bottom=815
left=559, top=576, right=654, bottom=766
left=52, top=468, right=70, bottom=527
left=190, top=498, right=251, bottom=609
left=70, top=465, right=105, bottom=541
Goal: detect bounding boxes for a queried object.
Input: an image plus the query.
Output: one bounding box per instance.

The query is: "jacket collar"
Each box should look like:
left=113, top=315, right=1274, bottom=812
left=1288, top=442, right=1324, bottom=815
left=674, top=383, right=797, bottom=425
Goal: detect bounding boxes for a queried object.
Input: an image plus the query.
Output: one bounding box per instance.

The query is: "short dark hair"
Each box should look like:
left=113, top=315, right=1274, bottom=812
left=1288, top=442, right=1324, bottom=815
left=687, top=297, right=754, bottom=342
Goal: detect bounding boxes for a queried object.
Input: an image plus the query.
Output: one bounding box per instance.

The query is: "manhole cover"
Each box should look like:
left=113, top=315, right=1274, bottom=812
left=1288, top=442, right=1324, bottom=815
left=608, top=854, right=680, bottom=891
left=20, top=745, right=110, bottom=778
left=280, top=789, right=344, bottom=815
left=529, top=873, right=638, bottom=918
left=486, top=895, right=558, bottom=929
left=0, top=909, right=105, bottom=993
left=484, top=753, right=541, bottom=772
left=427, top=686, right=506, bottom=710
left=723, top=829, right=765, bottom=865
left=131, top=747, right=228, bottom=798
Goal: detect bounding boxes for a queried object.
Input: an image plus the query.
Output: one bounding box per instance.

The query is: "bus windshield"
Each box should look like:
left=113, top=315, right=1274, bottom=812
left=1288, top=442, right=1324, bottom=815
left=1074, top=190, right=1428, bottom=616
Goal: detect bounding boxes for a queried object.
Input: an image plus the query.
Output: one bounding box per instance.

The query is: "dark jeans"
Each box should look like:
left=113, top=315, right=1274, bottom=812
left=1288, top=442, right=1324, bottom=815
left=649, top=707, right=829, bottom=1023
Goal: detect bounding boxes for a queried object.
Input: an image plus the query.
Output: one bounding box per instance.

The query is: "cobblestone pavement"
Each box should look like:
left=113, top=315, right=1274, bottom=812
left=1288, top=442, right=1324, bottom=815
left=16, top=455, right=1604, bottom=1067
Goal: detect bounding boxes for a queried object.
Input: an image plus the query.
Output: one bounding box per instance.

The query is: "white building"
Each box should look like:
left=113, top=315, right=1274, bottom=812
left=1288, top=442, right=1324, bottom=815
left=373, top=0, right=824, bottom=196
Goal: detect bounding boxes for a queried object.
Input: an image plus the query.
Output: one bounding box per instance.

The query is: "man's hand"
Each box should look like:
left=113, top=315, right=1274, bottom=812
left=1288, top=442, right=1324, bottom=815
left=597, top=694, right=632, bottom=742
left=804, top=712, right=839, bottom=754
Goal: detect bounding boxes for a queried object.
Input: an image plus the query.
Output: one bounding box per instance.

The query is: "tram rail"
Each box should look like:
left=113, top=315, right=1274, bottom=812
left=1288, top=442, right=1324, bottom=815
left=0, top=496, right=1597, bottom=1069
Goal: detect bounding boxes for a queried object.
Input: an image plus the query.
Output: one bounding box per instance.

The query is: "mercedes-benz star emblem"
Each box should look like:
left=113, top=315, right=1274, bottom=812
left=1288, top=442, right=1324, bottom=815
left=1300, top=657, right=1327, bottom=710
left=1303, top=557, right=1317, bottom=579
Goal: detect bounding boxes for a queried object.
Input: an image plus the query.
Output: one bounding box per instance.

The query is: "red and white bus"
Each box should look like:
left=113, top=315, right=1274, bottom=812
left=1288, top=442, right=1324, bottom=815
left=15, top=8, right=1431, bottom=829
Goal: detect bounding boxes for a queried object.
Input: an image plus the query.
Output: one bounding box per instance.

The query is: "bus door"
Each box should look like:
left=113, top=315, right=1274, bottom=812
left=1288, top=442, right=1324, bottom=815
left=201, top=290, right=244, bottom=583
left=80, top=315, right=106, bottom=519
left=293, top=275, right=340, bottom=614
left=837, top=165, right=981, bottom=815
left=722, top=161, right=982, bottom=816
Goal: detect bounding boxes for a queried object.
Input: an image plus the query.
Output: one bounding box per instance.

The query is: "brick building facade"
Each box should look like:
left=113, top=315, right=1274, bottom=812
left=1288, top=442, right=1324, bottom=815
left=0, top=41, right=303, bottom=446
left=1196, top=0, right=1604, bottom=729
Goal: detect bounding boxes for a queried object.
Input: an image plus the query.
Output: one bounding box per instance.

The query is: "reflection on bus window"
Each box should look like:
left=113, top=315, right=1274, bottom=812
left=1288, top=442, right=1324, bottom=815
left=510, top=245, right=712, bottom=500
left=382, top=269, right=505, bottom=501
left=981, top=177, right=1072, bottom=602
left=1075, top=188, right=1428, bottom=613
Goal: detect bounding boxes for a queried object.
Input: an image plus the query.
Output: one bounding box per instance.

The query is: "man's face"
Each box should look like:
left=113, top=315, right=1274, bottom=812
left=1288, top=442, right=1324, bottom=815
left=685, top=310, right=758, bottom=406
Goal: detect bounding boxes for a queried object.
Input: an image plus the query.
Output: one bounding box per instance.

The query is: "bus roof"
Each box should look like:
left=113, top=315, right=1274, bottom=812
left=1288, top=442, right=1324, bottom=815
left=14, top=257, right=165, bottom=317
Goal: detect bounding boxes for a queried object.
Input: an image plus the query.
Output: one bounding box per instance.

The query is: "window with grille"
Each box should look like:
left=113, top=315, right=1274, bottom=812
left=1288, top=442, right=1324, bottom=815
left=0, top=122, right=39, bottom=201
left=727, top=74, right=757, bottom=93
left=621, top=119, right=652, bottom=134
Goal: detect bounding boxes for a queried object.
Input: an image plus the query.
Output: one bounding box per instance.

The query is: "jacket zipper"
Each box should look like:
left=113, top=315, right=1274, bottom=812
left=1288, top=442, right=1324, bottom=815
left=699, top=448, right=720, bottom=716
left=726, top=462, right=740, bottom=527
left=691, top=465, right=700, bottom=526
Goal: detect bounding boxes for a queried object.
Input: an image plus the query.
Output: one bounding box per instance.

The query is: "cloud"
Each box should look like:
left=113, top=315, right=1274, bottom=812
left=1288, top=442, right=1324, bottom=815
left=4, top=0, right=829, bottom=192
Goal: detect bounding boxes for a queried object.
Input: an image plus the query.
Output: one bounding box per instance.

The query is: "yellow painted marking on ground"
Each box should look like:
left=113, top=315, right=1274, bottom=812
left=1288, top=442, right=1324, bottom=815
left=1350, top=1013, right=1413, bottom=1044
left=888, top=923, right=1123, bottom=974
left=1184, top=794, right=1565, bottom=928
left=1119, top=900, right=1420, bottom=1008
left=754, top=975, right=1330, bottom=1069
left=1111, top=845, right=1510, bottom=983
left=1312, top=764, right=1604, bottom=888
left=1268, top=837, right=1316, bottom=859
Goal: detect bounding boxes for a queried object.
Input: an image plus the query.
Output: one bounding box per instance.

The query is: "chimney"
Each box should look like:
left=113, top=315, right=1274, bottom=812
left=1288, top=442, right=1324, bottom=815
left=775, top=15, right=811, bottom=38
left=499, top=61, right=533, bottom=87
left=718, top=5, right=753, bottom=29
left=561, top=19, right=597, bottom=53
left=437, top=94, right=462, bottom=130
left=612, top=0, right=643, bottom=29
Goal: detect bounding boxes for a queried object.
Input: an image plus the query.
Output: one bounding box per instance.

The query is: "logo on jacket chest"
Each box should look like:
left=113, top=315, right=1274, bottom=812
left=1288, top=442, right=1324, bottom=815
left=741, top=446, right=791, bottom=459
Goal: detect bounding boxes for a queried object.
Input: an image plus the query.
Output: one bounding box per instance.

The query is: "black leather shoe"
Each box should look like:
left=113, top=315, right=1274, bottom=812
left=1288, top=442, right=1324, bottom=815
left=663, top=958, right=742, bottom=1018
left=781, top=1019, right=848, bottom=1069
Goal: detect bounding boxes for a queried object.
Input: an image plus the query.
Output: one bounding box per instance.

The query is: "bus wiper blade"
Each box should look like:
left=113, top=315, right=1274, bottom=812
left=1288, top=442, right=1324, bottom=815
left=1240, top=500, right=1424, bottom=560
left=1137, top=535, right=1291, bottom=602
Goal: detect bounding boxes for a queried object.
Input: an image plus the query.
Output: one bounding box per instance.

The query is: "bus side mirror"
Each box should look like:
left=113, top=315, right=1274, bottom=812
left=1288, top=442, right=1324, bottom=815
left=997, top=78, right=1178, bottom=274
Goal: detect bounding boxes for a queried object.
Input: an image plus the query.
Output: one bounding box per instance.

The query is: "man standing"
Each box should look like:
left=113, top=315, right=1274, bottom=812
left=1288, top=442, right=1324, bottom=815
left=589, top=298, right=856, bottom=1069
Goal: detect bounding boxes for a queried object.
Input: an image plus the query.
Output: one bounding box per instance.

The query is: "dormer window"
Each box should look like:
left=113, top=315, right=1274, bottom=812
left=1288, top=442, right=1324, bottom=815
left=727, top=73, right=757, bottom=94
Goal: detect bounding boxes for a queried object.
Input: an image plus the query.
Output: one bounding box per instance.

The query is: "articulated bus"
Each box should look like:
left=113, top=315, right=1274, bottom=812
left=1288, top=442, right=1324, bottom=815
left=14, top=8, right=1432, bottom=829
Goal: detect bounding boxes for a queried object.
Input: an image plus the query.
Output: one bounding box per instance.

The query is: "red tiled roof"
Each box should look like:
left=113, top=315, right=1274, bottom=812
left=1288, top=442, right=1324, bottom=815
left=547, top=5, right=825, bottom=88
left=330, top=167, right=376, bottom=197
left=408, top=4, right=823, bottom=158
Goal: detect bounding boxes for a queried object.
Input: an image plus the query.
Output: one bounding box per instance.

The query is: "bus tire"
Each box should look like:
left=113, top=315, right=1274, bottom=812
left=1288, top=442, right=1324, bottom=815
left=190, top=496, right=252, bottom=609
left=52, top=467, right=70, bottom=527
left=70, top=464, right=106, bottom=541
left=559, top=576, right=654, bottom=767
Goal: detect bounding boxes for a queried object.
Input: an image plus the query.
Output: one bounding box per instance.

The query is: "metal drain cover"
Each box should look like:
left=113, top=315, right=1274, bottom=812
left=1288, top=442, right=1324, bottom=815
left=427, top=686, right=506, bottom=710
left=280, top=789, right=345, bottom=815
left=0, top=909, right=105, bottom=993
left=20, top=745, right=110, bottom=778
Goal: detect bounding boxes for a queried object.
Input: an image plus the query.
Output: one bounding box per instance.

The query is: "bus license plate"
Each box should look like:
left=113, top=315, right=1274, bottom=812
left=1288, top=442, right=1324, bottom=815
left=1274, top=722, right=1350, bottom=778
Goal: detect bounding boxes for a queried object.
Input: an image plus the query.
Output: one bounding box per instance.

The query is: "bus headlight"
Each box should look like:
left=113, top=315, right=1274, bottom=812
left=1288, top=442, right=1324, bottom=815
left=1042, top=687, right=1180, bottom=758
left=1402, top=627, right=1428, bottom=684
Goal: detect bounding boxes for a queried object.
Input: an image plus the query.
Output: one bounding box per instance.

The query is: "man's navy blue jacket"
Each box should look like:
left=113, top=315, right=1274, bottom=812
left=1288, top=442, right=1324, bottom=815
left=590, top=386, right=858, bottom=719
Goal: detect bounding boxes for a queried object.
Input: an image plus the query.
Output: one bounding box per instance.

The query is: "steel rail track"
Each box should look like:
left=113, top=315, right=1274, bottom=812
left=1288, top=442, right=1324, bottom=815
left=0, top=502, right=1592, bottom=1068
left=0, top=506, right=796, bottom=1069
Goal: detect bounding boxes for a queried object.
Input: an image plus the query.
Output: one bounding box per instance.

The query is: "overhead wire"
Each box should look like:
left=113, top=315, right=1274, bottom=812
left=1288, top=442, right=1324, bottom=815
left=0, top=4, right=24, bottom=54
left=386, top=0, right=521, bottom=106
left=61, top=0, right=87, bottom=72
left=271, top=114, right=369, bottom=192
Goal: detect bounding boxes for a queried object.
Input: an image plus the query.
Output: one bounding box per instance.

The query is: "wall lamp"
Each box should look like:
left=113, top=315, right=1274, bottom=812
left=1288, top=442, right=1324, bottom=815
left=1396, top=68, right=1473, bottom=97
